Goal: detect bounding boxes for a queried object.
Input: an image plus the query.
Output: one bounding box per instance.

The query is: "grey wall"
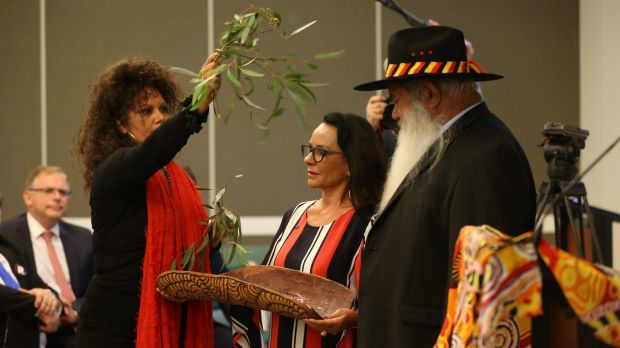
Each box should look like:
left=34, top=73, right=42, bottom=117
left=0, top=0, right=579, bottom=219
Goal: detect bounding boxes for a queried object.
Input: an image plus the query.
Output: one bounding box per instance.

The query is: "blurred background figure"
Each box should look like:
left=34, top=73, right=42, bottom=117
left=1, top=191, right=62, bottom=347
left=0, top=165, right=92, bottom=348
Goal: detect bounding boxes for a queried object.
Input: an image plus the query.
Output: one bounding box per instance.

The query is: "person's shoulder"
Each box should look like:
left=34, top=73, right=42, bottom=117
left=0, top=214, right=28, bottom=233
left=290, top=200, right=315, bottom=214
left=59, top=219, right=92, bottom=236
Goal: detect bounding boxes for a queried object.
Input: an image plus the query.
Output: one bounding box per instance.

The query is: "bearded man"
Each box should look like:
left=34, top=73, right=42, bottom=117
left=353, top=26, right=536, bottom=347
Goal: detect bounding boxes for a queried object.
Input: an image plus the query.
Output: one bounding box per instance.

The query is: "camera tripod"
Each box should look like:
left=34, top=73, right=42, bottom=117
left=534, top=179, right=603, bottom=262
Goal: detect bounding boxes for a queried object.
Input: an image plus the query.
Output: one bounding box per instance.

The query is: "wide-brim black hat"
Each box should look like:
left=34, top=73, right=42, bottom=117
left=354, top=26, right=503, bottom=91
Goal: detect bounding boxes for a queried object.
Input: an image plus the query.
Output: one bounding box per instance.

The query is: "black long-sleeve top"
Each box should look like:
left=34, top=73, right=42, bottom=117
left=78, top=103, right=208, bottom=345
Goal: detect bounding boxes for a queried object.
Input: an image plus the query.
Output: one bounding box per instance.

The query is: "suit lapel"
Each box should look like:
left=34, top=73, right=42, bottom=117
left=372, top=102, right=489, bottom=225
left=14, top=215, right=38, bottom=274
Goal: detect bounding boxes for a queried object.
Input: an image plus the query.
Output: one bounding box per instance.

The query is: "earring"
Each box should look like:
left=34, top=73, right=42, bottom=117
left=127, top=132, right=137, bottom=143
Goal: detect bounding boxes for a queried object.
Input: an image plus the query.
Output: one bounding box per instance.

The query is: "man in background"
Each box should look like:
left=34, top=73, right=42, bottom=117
left=0, top=166, right=93, bottom=348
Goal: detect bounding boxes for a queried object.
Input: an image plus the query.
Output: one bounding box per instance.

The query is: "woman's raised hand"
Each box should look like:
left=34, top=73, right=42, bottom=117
left=198, top=52, right=223, bottom=114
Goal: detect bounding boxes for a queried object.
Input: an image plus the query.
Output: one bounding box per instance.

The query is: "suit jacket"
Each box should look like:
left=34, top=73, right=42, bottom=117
left=357, top=103, right=537, bottom=347
left=0, top=214, right=93, bottom=348
left=0, top=233, right=51, bottom=348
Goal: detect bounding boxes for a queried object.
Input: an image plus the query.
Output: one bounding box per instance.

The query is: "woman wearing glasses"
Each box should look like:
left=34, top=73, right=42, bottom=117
left=74, top=55, right=221, bottom=348
left=232, top=113, right=386, bottom=347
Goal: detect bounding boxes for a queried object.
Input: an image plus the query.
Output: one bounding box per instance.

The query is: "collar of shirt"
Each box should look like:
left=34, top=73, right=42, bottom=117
left=27, top=213, right=60, bottom=241
left=440, top=101, right=483, bottom=134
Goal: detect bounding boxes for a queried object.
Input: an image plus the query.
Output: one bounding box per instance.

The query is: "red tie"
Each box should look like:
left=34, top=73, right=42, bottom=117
left=41, top=231, right=76, bottom=305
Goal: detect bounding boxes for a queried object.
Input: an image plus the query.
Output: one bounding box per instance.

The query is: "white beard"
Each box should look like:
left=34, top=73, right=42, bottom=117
left=377, top=100, right=444, bottom=214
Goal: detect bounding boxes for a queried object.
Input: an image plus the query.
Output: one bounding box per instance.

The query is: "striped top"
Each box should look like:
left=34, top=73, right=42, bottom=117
left=232, top=201, right=368, bottom=348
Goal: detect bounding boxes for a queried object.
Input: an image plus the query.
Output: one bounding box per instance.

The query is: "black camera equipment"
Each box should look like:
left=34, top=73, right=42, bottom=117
left=534, top=122, right=603, bottom=261
left=380, top=98, right=399, bottom=131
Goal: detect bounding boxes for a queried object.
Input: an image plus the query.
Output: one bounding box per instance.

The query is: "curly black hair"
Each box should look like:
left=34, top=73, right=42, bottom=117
left=74, top=57, right=181, bottom=189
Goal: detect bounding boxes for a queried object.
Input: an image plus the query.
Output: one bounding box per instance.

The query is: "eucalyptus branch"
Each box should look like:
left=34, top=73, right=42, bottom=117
left=171, top=174, right=248, bottom=271
left=171, top=5, right=344, bottom=136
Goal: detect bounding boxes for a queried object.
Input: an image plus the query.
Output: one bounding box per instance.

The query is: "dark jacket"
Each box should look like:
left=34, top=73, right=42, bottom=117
left=0, top=233, right=52, bottom=348
left=357, top=103, right=536, bottom=347
left=0, top=214, right=93, bottom=348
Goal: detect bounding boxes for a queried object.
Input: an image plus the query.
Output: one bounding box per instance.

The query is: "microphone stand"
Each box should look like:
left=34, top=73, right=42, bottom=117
left=375, top=0, right=427, bottom=27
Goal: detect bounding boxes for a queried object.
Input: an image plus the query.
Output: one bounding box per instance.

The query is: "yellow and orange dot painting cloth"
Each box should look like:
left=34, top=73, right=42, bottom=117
left=435, top=225, right=620, bottom=347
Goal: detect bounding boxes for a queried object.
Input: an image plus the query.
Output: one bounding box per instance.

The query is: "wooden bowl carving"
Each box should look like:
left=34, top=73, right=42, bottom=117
left=157, top=265, right=355, bottom=319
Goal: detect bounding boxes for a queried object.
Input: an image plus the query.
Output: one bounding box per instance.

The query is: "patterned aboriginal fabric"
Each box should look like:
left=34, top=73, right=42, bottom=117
left=435, top=225, right=543, bottom=348
left=232, top=201, right=366, bottom=348
left=538, top=239, right=620, bottom=346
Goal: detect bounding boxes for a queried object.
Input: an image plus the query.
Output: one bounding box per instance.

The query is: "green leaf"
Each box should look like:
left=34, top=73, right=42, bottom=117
left=226, top=68, right=242, bottom=87
left=239, top=67, right=265, bottom=77
left=296, top=82, right=317, bottom=103
left=170, top=259, right=177, bottom=271
left=286, top=87, right=307, bottom=125
left=243, top=77, right=255, bottom=96
left=214, top=188, right=226, bottom=205
left=188, top=252, right=196, bottom=270
left=241, top=95, right=266, bottom=110
left=269, top=107, right=285, bottom=119
left=223, top=208, right=237, bottom=224
left=240, top=57, right=257, bottom=67
left=196, top=234, right=210, bottom=254
left=304, top=82, right=330, bottom=88
left=170, top=66, right=199, bottom=78
left=222, top=103, right=235, bottom=124
left=256, top=122, right=269, bottom=131
left=240, top=23, right=252, bottom=44
left=287, top=20, right=317, bottom=38
left=307, top=63, right=318, bottom=70
left=231, top=241, right=249, bottom=253
left=286, top=80, right=316, bottom=104
left=181, top=243, right=195, bottom=269
left=313, top=49, right=345, bottom=60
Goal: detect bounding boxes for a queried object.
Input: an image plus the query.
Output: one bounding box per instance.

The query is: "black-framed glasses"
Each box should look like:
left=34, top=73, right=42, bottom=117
left=28, top=187, right=72, bottom=197
left=301, top=144, right=343, bottom=163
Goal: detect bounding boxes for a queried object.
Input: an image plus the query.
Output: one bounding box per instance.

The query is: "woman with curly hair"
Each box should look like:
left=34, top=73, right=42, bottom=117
left=74, top=54, right=221, bottom=348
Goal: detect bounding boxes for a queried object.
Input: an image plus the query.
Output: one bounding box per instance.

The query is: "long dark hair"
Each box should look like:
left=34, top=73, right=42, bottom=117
left=323, top=112, right=387, bottom=215
left=74, top=57, right=181, bottom=189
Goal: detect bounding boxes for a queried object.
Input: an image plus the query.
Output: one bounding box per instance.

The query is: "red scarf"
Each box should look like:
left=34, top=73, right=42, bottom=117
left=136, top=161, right=213, bottom=348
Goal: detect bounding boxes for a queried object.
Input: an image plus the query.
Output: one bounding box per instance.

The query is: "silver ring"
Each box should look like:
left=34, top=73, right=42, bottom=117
left=320, top=331, right=327, bottom=337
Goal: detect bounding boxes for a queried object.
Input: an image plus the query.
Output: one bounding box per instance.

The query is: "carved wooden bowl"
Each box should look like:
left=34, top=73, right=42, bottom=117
left=156, top=265, right=355, bottom=319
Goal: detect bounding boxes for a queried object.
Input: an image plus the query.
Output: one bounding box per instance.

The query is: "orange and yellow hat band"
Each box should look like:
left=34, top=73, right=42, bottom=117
left=385, top=60, right=487, bottom=78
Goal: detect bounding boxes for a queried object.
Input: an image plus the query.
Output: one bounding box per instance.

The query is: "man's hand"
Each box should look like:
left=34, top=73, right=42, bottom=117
left=61, top=304, right=78, bottom=326
left=304, top=308, right=358, bottom=335
left=38, top=311, right=60, bottom=333
left=19, top=288, right=59, bottom=317
left=366, top=95, right=389, bottom=132
left=198, top=52, right=223, bottom=114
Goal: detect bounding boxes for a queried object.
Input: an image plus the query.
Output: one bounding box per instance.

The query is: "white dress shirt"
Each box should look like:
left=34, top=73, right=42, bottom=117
left=26, top=213, right=72, bottom=295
